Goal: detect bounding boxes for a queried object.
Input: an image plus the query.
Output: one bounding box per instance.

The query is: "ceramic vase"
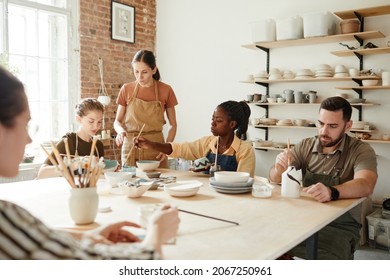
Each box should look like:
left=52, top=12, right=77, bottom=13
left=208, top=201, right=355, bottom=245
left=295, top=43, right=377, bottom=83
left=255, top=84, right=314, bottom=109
left=68, top=187, right=99, bottom=225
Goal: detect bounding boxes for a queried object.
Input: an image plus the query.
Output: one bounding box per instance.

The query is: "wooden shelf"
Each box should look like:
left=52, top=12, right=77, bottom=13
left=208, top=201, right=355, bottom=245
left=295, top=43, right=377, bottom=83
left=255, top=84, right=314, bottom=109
left=363, top=139, right=390, bottom=144
left=254, top=125, right=316, bottom=129
left=241, top=77, right=353, bottom=84
left=254, top=102, right=318, bottom=106
left=331, top=47, right=390, bottom=57
left=334, top=5, right=390, bottom=20
left=336, top=85, right=390, bottom=90
left=348, top=103, right=377, bottom=107
left=350, top=129, right=374, bottom=133
left=242, top=31, right=384, bottom=50
left=254, top=139, right=390, bottom=148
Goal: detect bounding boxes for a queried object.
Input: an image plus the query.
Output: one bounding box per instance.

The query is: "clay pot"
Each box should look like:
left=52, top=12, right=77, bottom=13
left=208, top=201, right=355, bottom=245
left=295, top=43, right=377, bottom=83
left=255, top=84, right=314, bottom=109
left=340, top=19, right=360, bottom=34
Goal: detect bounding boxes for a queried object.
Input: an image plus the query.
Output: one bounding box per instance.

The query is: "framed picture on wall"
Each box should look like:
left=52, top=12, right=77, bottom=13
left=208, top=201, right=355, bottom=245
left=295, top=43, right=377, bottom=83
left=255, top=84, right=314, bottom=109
left=111, top=1, right=135, bottom=43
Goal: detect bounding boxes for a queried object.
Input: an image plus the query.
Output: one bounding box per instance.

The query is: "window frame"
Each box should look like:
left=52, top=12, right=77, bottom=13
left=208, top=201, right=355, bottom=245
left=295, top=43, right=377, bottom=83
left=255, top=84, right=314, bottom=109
left=0, top=0, right=80, bottom=139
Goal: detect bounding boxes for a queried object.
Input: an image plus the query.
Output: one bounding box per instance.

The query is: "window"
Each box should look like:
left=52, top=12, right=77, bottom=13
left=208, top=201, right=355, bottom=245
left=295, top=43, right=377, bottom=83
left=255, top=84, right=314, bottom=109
left=0, top=0, right=79, bottom=160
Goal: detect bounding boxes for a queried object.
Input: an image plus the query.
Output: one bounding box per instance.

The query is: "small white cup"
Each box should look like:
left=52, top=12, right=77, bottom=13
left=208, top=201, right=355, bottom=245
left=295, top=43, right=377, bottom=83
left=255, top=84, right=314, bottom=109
left=251, top=118, right=260, bottom=125
left=382, top=72, right=390, bottom=86
left=138, top=204, right=161, bottom=229
left=349, top=68, right=359, bottom=77
left=252, top=182, right=272, bottom=198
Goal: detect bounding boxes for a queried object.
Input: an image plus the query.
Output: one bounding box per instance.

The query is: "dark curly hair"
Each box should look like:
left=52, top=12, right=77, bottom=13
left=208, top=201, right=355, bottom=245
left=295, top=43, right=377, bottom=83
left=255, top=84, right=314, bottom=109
left=217, top=100, right=251, bottom=137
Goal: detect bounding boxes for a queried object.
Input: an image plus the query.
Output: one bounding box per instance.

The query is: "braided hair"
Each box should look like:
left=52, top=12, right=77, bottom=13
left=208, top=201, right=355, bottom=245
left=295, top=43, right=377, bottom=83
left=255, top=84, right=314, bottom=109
left=217, top=100, right=251, bottom=138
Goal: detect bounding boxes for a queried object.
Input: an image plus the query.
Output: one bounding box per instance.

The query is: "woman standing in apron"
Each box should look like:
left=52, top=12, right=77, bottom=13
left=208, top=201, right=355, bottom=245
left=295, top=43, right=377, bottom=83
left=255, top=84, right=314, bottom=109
left=114, top=50, right=178, bottom=168
left=133, top=100, right=255, bottom=177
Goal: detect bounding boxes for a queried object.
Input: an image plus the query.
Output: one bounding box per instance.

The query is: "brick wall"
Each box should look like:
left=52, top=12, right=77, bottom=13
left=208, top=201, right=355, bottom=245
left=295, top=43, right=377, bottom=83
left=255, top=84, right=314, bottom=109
left=79, top=0, right=156, bottom=160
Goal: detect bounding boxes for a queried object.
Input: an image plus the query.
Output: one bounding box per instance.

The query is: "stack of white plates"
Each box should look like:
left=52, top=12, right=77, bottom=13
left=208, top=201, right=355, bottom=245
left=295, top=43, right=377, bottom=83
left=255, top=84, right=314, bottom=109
left=254, top=71, right=268, bottom=81
left=276, top=119, right=293, bottom=126
left=295, top=69, right=315, bottom=79
left=314, top=64, right=333, bottom=78
left=209, top=177, right=254, bottom=194
left=258, top=118, right=278, bottom=125
left=334, top=64, right=349, bottom=78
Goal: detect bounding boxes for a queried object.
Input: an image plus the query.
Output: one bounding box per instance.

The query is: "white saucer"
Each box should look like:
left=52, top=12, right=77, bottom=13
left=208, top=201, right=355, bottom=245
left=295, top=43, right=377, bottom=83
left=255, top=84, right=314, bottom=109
left=211, top=185, right=253, bottom=191
left=211, top=185, right=252, bottom=194
left=209, top=177, right=254, bottom=187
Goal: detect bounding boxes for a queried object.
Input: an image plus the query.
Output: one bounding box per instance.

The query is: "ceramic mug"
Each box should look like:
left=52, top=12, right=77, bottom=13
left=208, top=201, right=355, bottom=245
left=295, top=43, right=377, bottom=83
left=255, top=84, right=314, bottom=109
left=294, top=91, right=303, bottom=103
left=349, top=68, right=359, bottom=77
left=283, top=89, right=294, bottom=103
left=306, top=93, right=318, bottom=104
left=246, top=94, right=254, bottom=102
left=253, top=93, right=262, bottom=102
left=294, top=119, right=306, bottom=126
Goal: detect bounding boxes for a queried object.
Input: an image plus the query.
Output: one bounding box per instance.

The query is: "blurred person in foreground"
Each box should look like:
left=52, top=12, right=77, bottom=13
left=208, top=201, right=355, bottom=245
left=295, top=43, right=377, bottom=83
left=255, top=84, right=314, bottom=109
left=0, top=66, right=179, bottom=259
left=269, top=96, right=377, bottom=260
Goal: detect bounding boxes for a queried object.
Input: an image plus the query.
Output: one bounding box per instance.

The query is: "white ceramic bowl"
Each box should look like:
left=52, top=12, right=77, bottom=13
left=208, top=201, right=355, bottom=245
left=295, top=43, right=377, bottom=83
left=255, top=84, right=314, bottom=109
left=104, top=171, right=134, bottom=187
left=119, top=181, right=153, bottom=198
left=214, top=171, right=250, bottom=183
left=164, top=180, right=202, bottom=197
left=267, top=97, right=277, bottom=103
left=104, top=159, right=119, bottom=172
left=136, top=160, right=160, bottom=171
left=362, top=79, right=378, bottom=86
left=351, top=121, right=365, bottom=130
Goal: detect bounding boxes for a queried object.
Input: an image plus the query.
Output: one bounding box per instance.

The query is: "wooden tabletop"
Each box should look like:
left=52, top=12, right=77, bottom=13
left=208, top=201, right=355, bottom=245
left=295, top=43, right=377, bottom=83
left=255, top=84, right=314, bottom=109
left=0, top=169, right=364, bottom=260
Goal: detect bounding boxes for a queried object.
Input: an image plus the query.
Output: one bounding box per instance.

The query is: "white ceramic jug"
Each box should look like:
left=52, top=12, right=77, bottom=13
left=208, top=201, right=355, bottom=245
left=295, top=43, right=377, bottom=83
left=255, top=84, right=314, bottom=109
left=281, top=166, right=301, bottom=198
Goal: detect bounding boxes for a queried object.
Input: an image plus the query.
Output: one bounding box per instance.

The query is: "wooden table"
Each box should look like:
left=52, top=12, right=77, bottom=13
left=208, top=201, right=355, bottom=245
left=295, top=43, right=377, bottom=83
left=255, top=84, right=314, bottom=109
left=0, top=169, right=364, bottom=260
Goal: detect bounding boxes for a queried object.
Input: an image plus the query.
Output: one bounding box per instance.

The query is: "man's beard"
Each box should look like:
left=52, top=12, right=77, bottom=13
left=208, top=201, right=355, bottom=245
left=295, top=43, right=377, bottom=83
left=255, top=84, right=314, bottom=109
left=319, top=132, right=345, bottom=147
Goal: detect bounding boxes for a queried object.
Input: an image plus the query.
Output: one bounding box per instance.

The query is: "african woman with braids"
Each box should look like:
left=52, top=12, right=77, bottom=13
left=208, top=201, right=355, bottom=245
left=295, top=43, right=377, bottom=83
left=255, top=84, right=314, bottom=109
left=134, top=100, right=255, bottom=176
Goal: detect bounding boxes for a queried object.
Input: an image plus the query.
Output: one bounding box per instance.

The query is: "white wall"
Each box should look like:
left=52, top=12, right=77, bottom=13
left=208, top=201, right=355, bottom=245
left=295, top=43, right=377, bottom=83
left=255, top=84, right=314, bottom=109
left=156, top=0, right=390, bottom=202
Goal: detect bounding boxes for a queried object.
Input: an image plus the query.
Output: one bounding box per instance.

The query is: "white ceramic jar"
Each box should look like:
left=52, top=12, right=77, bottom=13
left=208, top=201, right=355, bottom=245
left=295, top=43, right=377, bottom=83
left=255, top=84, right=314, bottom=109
left=281, top=166, right=301, bottom=198
left=68, top=187, right=99, bottom=225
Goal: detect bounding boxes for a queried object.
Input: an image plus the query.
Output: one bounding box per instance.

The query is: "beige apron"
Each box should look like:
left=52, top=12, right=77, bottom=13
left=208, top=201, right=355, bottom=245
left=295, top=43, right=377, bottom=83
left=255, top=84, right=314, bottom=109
left=121, top=81, right=167, bottom=167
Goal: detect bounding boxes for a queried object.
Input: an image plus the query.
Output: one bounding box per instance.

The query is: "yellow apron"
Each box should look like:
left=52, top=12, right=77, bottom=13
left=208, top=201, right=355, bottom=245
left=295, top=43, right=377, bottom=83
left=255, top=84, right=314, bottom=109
left=121, top=81, right=167, bottom=167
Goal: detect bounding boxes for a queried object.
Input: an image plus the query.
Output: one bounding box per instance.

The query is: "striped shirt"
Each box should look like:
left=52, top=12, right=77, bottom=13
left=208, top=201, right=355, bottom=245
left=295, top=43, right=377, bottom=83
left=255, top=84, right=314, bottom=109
left=0, top=200, right=158, bottom=260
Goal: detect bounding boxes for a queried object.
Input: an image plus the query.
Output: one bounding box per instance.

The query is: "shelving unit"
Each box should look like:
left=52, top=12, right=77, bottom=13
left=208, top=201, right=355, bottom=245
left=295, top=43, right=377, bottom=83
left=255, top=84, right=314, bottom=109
left=331, top=47, right=390, bottom=57
left=242, top=31, right=384, bottom=50
left=243, top=5, right=390, bottom=150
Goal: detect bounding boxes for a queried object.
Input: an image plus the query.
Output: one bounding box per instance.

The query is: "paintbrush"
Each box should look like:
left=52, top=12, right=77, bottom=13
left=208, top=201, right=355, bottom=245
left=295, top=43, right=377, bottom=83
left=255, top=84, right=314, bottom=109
left=124, top=123, right=145, bottom=166
left=179, top=209, right=239, bottom=226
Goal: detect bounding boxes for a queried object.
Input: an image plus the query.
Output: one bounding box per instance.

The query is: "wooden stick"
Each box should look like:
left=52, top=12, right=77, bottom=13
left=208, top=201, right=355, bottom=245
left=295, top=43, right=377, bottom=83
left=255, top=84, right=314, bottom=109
left=179, top=209, right=239, bottom=226
left=287, top=137, right=291, bottom=166
left=50, top=141, right=77, bottom=188
left=40, top=144, right=59, bottom=168
left=215, top=136, right=219, bottom=167
left=64, top=138, right=71, bottom=159
left=124, top=123, right=146, bottom=166
left=85, top=137, right=98, bottom=187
